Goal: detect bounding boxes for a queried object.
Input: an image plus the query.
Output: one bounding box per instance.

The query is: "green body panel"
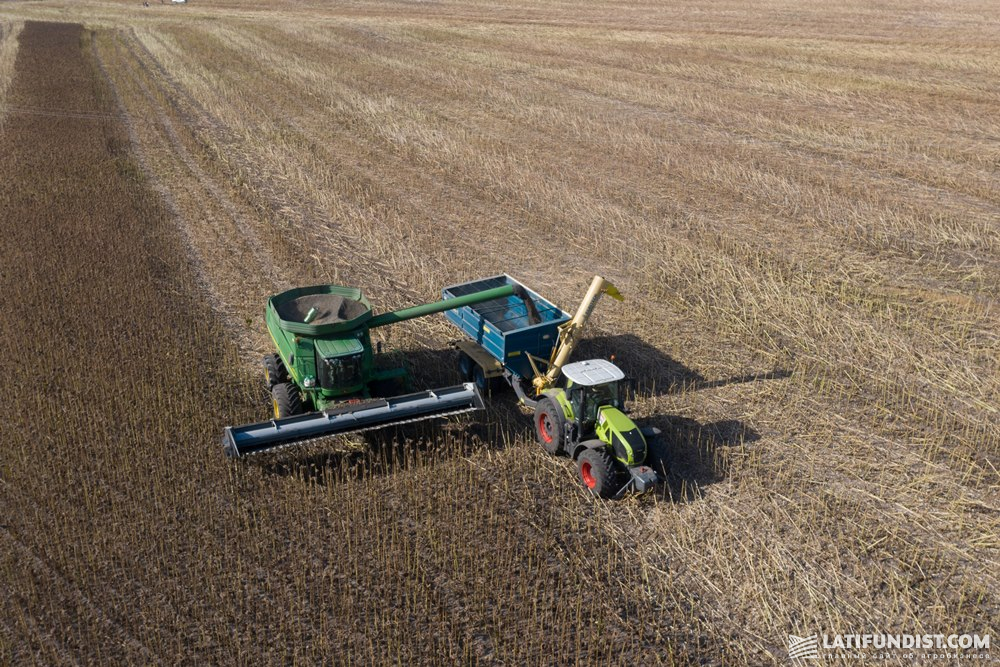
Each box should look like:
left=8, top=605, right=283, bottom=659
left=265, top=282, right=519, bottom=410
left=314, top=337, right=365, bottom=358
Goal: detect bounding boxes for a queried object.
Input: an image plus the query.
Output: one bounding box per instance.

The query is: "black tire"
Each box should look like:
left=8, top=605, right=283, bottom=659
left=534, top=397, right=565, bottom=456
left=271, top=382, right=303, bottom=419
left=263, top=353, right=288, bottom=388
left=457, top=352, right=475, bottom=382
left=576, top=446, right=621, bottom=499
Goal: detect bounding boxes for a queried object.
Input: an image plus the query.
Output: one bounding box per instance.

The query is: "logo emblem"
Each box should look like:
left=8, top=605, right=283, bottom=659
left=788, top=635, right=819, bottom=661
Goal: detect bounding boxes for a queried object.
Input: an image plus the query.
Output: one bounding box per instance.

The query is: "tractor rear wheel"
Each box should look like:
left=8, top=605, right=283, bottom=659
left=534, top=397, right=565, bottom=456
left=263, top=353, right=288, bottom=388
left=576, top=446, right=621, bottom=499
left=271, top=382, right=303, bottom=419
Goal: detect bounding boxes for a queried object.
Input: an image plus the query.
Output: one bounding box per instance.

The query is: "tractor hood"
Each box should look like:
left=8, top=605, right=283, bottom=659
left=596, top=406, right=647, bottom=466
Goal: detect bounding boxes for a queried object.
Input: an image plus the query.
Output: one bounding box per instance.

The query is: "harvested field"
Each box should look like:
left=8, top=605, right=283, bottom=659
left=1, top=0, right=998, bottom=665
left=0, top=19, right=22, bottom=129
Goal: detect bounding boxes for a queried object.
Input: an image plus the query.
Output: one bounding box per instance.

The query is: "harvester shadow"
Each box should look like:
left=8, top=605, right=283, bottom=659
left=647, top=416, right=761, bottom=502
left=256, top=404, right=531, bottom=486
left=578, top=334, right=791, bottom=396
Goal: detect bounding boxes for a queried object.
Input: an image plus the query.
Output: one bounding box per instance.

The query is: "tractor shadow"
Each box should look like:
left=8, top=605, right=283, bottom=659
left=646, top=416, right=760, bottom=502
left=577, top=334, right=791, bottom=397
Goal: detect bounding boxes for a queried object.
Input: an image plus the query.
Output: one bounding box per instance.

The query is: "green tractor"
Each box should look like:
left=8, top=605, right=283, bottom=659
left=533, top=359, right=661, bottom=498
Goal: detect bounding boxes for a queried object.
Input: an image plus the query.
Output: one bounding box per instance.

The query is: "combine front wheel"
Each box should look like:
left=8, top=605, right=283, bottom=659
left=271, top=382, right=303, bottom=419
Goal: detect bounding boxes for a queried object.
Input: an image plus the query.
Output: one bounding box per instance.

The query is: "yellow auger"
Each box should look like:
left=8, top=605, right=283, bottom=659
left=531, top=275, right=623, bottom=394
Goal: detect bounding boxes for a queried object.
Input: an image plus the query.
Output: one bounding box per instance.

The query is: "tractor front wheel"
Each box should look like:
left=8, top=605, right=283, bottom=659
left=271, top=382, right=303, bottom=419
left=534, top=397, right=565, bottom=456
left=263, top=353, right=288, bottom=388
left=576, top=446, right=621, bottom=499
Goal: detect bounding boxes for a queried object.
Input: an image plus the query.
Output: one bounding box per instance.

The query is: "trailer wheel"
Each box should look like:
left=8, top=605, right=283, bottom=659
left=472, top=366, right=494, bottom=396
left=534, top=398, right=565, bottom=456
left=271, top=383, right=303, bottom=419
left=263, top=353, right=288, bottom=388
left=576, top=446, right=620, bottom=499
left=457, top=352, right=474, bottom=381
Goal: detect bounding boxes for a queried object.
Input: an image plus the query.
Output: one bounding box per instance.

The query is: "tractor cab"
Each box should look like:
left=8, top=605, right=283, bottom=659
left=562, top=359, right=627, bottom=432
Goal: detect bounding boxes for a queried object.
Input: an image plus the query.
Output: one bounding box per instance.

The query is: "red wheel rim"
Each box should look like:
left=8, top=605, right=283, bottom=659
left=581, top=461, right=596, bottom=489
left=537, top=411, right=553, bottom=444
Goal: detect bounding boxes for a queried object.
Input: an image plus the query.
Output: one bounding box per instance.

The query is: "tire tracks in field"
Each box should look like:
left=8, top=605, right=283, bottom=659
left=96, top=29, right=290, bottom=362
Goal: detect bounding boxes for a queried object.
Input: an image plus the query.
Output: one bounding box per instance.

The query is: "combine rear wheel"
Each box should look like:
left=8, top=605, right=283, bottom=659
left=263, top=353, right=288, bottom=388
left=534, top=398, right=565, bottom=456
left=271, top=382, right=303, bottom=419
left=576, top=446, right=620, bottom=499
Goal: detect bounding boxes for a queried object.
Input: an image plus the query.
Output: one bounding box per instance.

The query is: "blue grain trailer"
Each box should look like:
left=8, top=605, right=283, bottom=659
left=442, top=275, right=570, bottom=402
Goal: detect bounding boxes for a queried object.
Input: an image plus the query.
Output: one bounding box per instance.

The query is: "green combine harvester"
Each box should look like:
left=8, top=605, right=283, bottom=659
left=223, top=275, right=663, bottom=498
left=222, top=282, right=524, bottom=457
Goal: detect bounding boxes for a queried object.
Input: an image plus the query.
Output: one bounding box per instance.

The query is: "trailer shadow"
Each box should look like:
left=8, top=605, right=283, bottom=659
left=577, top=334, right=791, bottom=396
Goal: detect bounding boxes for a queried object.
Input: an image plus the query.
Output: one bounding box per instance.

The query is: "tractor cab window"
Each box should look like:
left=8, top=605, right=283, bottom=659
left=318, top=354, right=362, bottom=389
left=571, top=382, right=621, bottom=425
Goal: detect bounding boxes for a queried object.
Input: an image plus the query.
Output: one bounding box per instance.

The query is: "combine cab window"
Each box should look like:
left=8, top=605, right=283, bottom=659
left=319, top=354, right=362, bottom=390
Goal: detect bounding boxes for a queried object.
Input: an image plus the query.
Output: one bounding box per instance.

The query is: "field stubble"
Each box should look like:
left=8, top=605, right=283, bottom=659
left=0, top=0, right=998, bottom=664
